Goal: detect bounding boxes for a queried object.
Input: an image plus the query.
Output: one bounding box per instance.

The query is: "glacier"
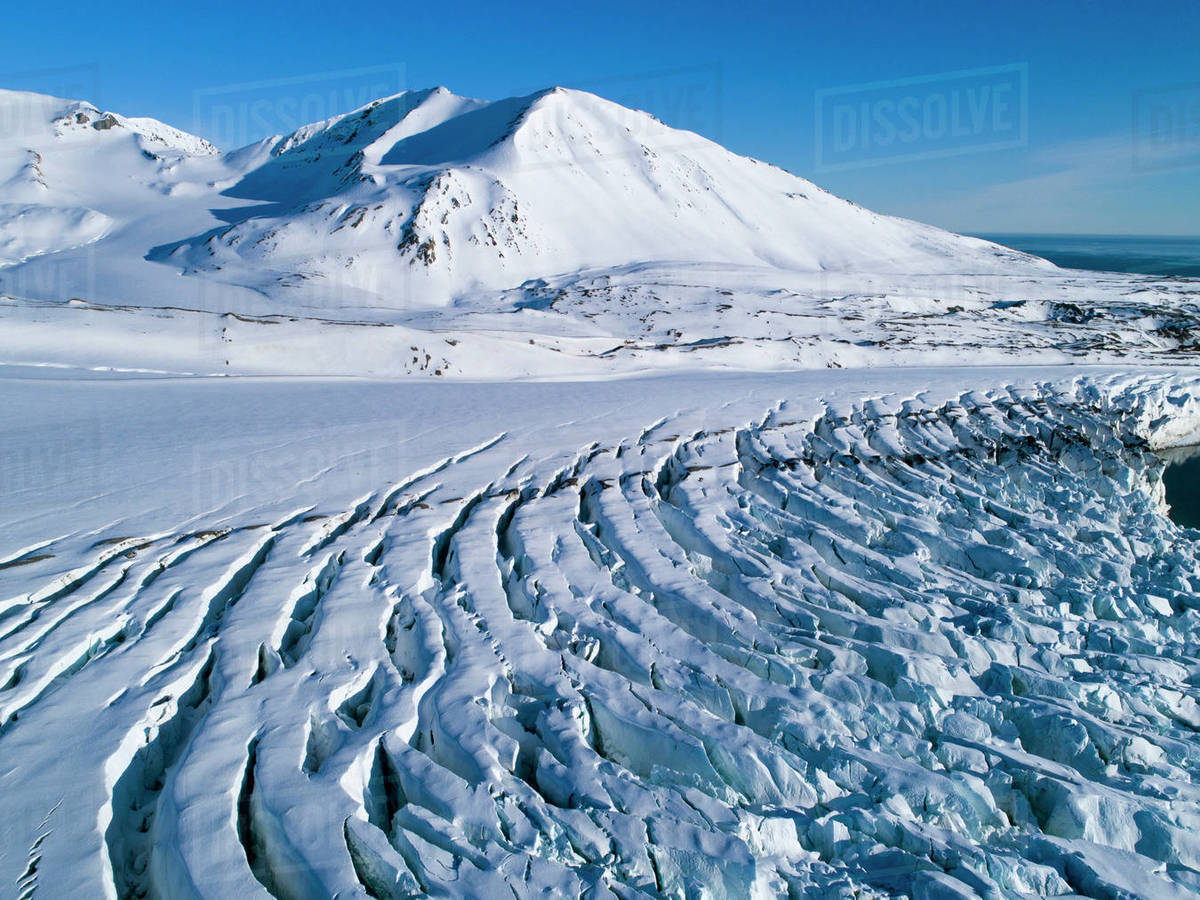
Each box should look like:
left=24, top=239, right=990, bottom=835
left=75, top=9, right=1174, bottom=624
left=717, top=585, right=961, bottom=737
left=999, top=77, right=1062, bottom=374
left=3, top=369, right=1200, bottom=898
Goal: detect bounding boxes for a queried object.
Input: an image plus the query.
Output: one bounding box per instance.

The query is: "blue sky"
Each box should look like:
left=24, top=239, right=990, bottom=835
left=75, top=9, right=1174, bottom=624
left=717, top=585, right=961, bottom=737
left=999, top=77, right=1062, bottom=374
left=4, top=0, right=1197, bottom=235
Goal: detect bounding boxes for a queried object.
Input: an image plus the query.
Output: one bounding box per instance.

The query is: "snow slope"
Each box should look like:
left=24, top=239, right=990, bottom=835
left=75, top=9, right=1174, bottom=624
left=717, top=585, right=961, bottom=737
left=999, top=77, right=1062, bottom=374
left=0, top=85, right=1050, bottom=321
left=150, top=86, right=1048, bottom=306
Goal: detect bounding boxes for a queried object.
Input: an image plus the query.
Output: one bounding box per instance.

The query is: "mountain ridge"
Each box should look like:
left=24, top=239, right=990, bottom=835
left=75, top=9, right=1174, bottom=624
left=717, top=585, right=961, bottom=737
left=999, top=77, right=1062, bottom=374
left=0, top=84, right=1052, bottom=313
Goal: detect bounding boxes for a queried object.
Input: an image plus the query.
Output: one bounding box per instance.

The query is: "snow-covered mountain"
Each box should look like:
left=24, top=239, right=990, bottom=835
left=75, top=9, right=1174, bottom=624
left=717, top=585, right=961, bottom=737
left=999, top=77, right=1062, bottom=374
left=5, top=85, right=1200, bottom=382
left=157, top=85, right=1051, bottom=302
left=0, top=90, right=215, bottom=267
left=0, top=85, right=1048, bottom=313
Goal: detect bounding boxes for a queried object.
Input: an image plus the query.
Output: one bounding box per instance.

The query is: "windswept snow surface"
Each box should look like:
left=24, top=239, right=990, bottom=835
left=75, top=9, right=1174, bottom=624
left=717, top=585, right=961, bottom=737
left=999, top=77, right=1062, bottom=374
left=3, top=367, right=1200, bottom=898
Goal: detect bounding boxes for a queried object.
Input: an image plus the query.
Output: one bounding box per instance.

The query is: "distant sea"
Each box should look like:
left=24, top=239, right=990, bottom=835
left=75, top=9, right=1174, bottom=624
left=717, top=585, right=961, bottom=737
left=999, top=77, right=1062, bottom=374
left=972, top=234, right=1200, bottom=278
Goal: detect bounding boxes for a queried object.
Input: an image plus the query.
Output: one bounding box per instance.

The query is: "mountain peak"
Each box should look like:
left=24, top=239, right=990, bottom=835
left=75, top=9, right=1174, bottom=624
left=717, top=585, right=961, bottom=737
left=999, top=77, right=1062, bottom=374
left=0, top=83, right=1050, bottom=313
left=0, top=88, right=217, bottom=158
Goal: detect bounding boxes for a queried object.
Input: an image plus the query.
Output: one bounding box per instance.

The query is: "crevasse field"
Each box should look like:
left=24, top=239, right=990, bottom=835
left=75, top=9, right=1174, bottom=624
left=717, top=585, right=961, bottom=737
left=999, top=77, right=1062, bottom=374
left=2, top=85, right=1200, bottom=899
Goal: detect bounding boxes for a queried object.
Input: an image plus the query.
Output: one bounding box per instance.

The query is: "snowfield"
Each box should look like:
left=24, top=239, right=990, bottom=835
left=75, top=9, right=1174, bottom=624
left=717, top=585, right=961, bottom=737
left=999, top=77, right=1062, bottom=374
left=5, top=265, right=1200, bottom=379
left=2, top=84, right=1200, bottom=899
